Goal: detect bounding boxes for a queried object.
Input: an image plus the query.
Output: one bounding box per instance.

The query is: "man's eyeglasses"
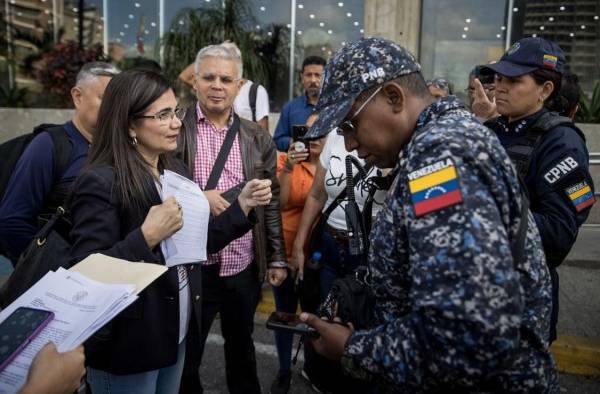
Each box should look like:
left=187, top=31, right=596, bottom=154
left=336, top=86, right=382, bottom=136
left=197, top=73, right=239, bottom=86
left=135, top=107, right=186, bottom=123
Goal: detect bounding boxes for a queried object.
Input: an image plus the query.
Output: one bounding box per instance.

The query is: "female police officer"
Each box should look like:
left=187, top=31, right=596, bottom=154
left=482, top=37, right=595, bottom=343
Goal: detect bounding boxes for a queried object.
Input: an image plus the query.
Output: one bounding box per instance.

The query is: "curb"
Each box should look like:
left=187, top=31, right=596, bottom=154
left=551, top=335, right=600, bottom=376
left=257, top=288, right=600, bottom=377
left=257, top=286, right=276, bottom=316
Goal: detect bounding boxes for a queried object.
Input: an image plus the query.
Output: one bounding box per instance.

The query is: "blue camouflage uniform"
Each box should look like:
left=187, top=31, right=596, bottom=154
left=304, top=37, right=559, bottom=393
left=341, top=96, right=558, bottom=393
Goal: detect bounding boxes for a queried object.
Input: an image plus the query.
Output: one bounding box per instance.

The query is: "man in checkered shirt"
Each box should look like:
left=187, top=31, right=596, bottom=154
left=178, top=43, right=287, bottom=394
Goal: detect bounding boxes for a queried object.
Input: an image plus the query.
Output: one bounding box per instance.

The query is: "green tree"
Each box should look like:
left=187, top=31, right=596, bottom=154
left=158, top=0, right=289, bottom=97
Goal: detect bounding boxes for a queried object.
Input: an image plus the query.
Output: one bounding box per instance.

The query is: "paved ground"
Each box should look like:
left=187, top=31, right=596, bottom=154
left=565, top=226, right=600, bottom=265
left=199, top=316, right=600, bottom=394
left=1, top=243, right=599, bottom=393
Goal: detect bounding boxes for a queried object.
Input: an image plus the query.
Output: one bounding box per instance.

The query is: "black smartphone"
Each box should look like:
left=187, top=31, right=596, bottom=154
left=474, top=65, right=495, bottom=85
left=220, top=181, right=247, bottom=204
left=0, top=307, right=54, bottom=372
left=291, top=125, right=310, bottom=160
left=266, top=311, right=319, bottom=338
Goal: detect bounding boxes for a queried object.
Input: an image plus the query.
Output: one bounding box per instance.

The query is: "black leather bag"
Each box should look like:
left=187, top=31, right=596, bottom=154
left=326, top=267, right=374, bottom=329
left=0, top=207, right=72, bottom=308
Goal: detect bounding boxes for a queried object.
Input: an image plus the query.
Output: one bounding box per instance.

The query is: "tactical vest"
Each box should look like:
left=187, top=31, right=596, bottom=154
left=485, top=112, right=586, bottom=181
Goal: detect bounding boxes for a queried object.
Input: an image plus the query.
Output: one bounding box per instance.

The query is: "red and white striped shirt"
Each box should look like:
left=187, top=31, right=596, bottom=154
left=193, top=103, right=253, bottom=277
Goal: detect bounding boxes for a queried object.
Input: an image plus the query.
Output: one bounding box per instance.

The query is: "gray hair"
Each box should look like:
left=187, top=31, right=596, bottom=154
left=194, top=44, right=243, bottom=79
left=75, top=61, right=120, bottom=88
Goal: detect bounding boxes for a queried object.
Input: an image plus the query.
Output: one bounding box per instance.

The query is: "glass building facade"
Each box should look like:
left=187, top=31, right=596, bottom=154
left=1, top=0, right=599, bottom=110
left=0, top=0, right=364, bottom=110
left=421, top=0, right=600, bottom=98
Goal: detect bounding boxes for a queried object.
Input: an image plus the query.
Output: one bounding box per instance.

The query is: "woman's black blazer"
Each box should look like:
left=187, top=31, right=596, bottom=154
left=69, top=164, right=255, bottom=374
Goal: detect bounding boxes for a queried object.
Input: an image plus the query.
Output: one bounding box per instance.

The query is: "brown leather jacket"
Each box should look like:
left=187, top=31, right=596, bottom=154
left=177, top=102, right=286, bottom=281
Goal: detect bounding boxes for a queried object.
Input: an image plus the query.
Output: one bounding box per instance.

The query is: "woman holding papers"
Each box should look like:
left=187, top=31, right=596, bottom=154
left=68, top=69, right=272, bottom=394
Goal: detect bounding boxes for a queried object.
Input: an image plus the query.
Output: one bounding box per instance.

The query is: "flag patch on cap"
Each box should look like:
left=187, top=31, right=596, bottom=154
left=565, top=181, right=596, bottom=212
left=408, top=158, right=463, bottom=217
left=543, top=54, right=558, bottom=69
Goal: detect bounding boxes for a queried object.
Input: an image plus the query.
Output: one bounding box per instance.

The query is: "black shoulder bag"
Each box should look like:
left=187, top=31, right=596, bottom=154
left=0, top=201, right=73, bottom=308
left=298, top=161, right=372, bottom=313
left=320, top=157, right=387, bottom=329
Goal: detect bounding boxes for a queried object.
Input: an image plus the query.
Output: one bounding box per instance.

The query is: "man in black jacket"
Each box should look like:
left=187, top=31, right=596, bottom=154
left=177, top=43, right=287, bottom=394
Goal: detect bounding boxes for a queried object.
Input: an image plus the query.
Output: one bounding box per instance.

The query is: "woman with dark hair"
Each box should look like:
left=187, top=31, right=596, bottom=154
left=68, top=69, right=272, bottom=393
left=483, top=37, right=595, bottom=345
left=547, top=71, right=582, bottom=120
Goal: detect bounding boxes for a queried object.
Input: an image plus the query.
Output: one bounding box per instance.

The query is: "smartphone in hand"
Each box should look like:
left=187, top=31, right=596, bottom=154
left=291, top=125, right=310, bottom=160
left=0, top=307, right=54, bottom=372
left=266, top=311, right=319, bottom=338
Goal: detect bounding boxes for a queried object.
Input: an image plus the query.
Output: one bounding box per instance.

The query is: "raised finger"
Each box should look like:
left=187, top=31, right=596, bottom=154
left=473, top=78, right=488, bottom=101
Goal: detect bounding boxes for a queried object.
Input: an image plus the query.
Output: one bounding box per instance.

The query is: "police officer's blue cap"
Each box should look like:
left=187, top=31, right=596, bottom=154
left=304, top=37, right=421, bottom=140
left=483, top=37, right=565, bottom=78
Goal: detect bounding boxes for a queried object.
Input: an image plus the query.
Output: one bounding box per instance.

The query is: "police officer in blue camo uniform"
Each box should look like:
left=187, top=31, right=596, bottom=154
left=299, top=37, right=559, bottom=393
left=482, top=37, right=595, bottom=343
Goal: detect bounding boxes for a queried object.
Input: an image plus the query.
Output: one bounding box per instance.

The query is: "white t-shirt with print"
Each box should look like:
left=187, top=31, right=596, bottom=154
left=319, top=132, right=387, bottom=230
left=234, top=80, right=270, bottom=123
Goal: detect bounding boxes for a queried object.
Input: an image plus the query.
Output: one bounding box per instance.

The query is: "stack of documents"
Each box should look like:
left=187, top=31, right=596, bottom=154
left=0, top=254, right=167, bottom=393
left=160, top=170, right=210, bottom=267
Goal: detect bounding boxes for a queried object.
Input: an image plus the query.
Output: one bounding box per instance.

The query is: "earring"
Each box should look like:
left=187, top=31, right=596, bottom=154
left=131, top=136, right=138, bottom=146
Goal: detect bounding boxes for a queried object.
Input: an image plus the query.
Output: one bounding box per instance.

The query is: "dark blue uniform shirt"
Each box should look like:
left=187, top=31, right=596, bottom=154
left=0, top=121, right=90, bottom=260
left=492, top=109, right=594, bottom=267
left=490, top=109, right=594, bottom=343
left=273, top=94, right=315, bottom=151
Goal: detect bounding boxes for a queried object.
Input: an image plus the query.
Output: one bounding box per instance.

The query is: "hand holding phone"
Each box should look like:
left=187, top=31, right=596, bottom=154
left=266, top=312, right=319, bottom=338
left=0, top=307, right=54, bottom=372
left=291, top=125, right=310, bottom=161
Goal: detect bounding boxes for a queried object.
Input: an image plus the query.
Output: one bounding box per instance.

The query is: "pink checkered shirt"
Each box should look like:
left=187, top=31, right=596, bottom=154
left=193, top=104, right=253, bottom=277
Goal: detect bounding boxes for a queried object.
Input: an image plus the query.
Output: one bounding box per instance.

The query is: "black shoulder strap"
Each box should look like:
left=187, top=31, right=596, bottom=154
left=45, top=125, right=72, bottom=185
left=511, top=183, right=530, bottom=269
left=249, top=83, right=259, bottom=122
left=322, top=162, right=373, bottom=218
left=205, top=115, right=241, bottom=190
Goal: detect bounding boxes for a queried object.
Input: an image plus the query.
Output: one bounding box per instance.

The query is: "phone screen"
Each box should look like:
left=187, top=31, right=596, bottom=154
left=475, top=66, right=495, bottom=85
left=291, top=125, right=308, bottom=141
left=0, top=307, right=54, bottom=370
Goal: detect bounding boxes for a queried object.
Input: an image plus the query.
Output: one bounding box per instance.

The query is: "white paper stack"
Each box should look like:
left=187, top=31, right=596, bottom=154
left=160, top=170, right=210, bottom=267
left=0, top=254, right=167, bottom=394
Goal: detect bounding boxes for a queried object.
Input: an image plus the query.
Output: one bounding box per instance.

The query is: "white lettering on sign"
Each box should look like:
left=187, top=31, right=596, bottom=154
left=361, top=67, right=386, bottom=83
left=544, top=156, right=579, bottom=184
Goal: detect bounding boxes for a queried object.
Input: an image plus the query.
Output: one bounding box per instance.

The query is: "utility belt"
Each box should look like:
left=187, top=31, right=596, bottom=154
left=325, top=223, right=350, bottom=246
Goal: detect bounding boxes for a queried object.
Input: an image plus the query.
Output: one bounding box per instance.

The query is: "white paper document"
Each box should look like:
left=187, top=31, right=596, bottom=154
left=160, top=170, right=210, bottom=266
left=0, top=254, right=166, bottom=393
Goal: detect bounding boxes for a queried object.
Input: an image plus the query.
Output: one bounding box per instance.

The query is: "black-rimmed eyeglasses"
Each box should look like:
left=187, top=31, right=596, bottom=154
left=336, top=86, right=383, bottom=136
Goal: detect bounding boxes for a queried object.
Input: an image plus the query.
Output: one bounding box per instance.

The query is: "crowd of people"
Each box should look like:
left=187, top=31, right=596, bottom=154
left=0, top=33, right=594, bottom=394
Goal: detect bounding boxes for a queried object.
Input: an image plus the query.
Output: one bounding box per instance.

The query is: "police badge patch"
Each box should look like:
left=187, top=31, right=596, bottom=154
left=564, top=180, right=596, bottom=212
left=408, top=158, right=463, bottom=217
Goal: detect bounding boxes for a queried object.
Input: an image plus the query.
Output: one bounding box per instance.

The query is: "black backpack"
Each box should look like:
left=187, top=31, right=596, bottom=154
left=0, top=124, right=72, bottom=260
left=0, top=124, right=72, bottom=201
